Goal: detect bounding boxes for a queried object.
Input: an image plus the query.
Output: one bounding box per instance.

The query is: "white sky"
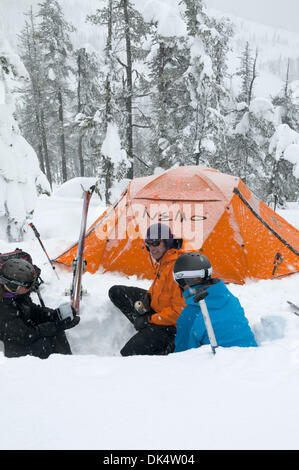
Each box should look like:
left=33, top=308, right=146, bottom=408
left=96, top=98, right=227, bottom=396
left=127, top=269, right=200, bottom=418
left=0, top=0, right=298, bottom=49
left=1, top=0, right=298, bottom=40
left=205, top=0, right=299, bottom=33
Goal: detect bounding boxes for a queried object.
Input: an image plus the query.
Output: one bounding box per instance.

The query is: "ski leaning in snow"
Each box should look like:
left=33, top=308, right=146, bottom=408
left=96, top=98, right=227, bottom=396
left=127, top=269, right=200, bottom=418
left=287, top=301, right=299, bottom=317
left=70, top=185, right=95, bottom=313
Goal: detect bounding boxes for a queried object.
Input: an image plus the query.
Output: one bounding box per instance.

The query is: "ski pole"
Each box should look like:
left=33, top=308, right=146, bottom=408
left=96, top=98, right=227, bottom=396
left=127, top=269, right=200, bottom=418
left=28, top=222, right=60, bottom=280
left=199, top=298, right=218, bottom=355
left=36, top=287, right=45, bottom=307
left=193, top=288, right=218, bottom=355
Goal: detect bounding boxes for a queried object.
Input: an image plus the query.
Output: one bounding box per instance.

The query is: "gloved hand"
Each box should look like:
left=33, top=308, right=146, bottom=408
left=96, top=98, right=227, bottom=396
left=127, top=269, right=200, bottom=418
left=134, top=293, right=154, bottom=315
left=56, top=315, right=80, bottom=331
left=56, top=302, right=76, bottom=321
left=134, top=300, right=148, bottom=315
left=134, top=314, right=150, bottom=331
left=37, top=316, right=80, bottom=338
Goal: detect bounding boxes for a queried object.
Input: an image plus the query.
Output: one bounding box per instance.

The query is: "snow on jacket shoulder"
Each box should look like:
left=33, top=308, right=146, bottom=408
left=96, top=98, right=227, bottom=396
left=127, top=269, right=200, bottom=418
left=174, top=280, right=257, bottom=352
left=148, top=248, right=186, bottom=326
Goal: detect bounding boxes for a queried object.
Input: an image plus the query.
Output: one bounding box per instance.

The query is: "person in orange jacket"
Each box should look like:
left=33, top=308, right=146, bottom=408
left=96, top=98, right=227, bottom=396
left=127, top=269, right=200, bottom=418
left=108, top=223, right=186, bottom=356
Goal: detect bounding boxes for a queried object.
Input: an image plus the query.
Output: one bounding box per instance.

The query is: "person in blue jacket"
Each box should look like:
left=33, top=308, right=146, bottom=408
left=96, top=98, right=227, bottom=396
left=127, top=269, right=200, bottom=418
left=173, top=252, right=257, bottom=352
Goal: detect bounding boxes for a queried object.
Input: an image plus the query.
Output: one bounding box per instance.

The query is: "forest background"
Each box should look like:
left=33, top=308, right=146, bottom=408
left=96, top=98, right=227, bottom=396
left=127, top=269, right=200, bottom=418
left=2, top=0, right=299, bottom=211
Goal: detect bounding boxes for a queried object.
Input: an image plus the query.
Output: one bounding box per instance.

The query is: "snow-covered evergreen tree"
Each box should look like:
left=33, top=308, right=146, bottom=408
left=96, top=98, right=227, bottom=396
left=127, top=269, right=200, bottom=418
left=17, top=8, right=53, bottom=187
left=268, top=123, right=299, bottom=205
left=272, top=60, right=299, bottom=133
left=0, top=30, right=50, bottom=241
left=87, top=1, right=128, bottom=203
left=72, top=47, right=105, bottom=177
left=236, top=42, right=258, bottom=106
left=228, top=98, right=276, bottom=199
left=180, top=0, right=233, bottom=169
left=37, top=0, right=75, bottom=182
left=9, top=0, right=298, bottom=208
left=147, top=24, right=189, bottom=170
left=87, top=0, right=150, bottom=200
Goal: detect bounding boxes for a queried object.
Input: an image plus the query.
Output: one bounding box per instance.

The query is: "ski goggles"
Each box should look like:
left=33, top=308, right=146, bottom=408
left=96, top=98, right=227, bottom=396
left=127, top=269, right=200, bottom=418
left=145, top=240, right=163, bottom=248
left=0, top=276, right=35, bottom=294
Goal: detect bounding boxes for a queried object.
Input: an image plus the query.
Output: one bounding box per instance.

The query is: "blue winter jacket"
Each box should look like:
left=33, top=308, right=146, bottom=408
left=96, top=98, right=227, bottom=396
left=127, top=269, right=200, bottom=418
left=174, top=280, right=257, bottom=352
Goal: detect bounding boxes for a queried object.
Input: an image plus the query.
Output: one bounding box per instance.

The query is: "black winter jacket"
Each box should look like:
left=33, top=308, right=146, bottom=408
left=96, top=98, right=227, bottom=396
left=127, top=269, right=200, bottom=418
left=0, top=294, right=72, bottom=358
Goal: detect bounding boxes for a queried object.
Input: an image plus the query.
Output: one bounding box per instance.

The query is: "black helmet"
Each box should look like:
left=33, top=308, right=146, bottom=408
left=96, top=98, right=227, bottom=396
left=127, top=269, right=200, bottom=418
left=0, top=259, right=36, bottom=293
left=173, top=252, right=212, bottom=288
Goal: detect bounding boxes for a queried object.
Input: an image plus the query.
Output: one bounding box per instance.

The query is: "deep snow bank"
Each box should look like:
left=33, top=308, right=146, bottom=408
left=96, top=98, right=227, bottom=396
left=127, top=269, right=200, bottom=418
left=0, top=195, right=298, bottom=450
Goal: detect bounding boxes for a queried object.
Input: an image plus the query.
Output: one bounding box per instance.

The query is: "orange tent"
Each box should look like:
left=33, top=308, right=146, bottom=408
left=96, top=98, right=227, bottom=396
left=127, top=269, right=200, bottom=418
left=54, top=166, right=299, bottom=284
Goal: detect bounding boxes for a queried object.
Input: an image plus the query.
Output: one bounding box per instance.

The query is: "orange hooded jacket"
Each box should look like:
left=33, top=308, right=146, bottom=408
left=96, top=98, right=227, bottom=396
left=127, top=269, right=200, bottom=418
left=147, top=248, right=186, bottom=327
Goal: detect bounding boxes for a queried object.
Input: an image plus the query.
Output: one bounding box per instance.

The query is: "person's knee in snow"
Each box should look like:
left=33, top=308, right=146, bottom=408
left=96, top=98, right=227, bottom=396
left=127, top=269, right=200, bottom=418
left=109, top=223, right=185, bottom=356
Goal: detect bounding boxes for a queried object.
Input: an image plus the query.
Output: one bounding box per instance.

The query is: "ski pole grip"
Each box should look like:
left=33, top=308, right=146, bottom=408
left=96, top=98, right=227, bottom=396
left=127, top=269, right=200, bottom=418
left=193, top=290, right=208, bottom=303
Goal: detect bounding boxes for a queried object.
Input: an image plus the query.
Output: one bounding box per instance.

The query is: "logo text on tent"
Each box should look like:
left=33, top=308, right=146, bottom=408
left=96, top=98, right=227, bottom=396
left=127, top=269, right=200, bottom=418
left=142, top=207, right=207, bottom=223
left=94, top=202, right=204, bottom=246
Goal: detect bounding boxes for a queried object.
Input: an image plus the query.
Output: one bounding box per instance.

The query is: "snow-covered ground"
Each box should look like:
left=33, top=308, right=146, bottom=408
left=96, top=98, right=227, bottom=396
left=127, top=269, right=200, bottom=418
left=0, top=190, right=299, bottom=450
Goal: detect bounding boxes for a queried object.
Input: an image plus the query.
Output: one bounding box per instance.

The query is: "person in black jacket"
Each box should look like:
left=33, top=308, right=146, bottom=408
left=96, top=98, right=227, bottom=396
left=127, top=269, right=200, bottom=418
left=0, top=258, right=80, bottom=359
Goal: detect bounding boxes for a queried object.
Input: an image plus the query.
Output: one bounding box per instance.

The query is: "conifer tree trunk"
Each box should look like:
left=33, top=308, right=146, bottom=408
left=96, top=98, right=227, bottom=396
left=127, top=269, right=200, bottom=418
left=267, top=160, right=279, bottom=201
left=77, top=50, right=84, bottom=176
left=35, top=90, right=52, bottom=186
left=58, top=89, right=67, bottom=182
left=122, top=0, right=134, bottom=179
left=24, top=15, right=48, bottom=179
left=30, top=11, right=52, bottom=186
left=157, top=42, right=167, bottom=168
left=106, top=0, right=112, bottom=122
left=248, top=48, right=258, bottom=105
left=284, top=59, right=290, bottom=97
left=104, top=0, right=113, bottom=204
left=40, top=107, right=52, bottom=187
left=78, top=135, right=84, bottom=177
left=34, top=111, right=46, bottom=174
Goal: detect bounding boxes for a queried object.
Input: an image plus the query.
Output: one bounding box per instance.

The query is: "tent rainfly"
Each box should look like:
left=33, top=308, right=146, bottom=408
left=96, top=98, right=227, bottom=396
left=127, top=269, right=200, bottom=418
left=54, top=166, right=299, bottom=285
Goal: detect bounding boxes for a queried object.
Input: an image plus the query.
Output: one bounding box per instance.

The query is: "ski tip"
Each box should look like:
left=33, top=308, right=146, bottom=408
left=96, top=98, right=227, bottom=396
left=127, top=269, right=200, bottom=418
left=80, top=184, right=96, bottom=194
